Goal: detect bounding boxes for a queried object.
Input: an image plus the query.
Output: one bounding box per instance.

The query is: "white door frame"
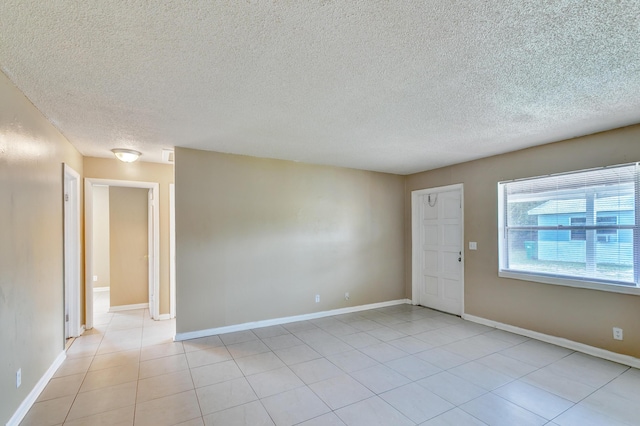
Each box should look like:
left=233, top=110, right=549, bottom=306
left=63, top=164, right=82, bottom=338
left=411, top=183, right=465, bottom=314
left=84, top=178, right=160, bottom=328
left=169, top=183, right=176, bottom=319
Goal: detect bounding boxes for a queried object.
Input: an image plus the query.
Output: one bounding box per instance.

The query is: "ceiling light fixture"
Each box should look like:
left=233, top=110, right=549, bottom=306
left=111, top=148, right=141, bottom=163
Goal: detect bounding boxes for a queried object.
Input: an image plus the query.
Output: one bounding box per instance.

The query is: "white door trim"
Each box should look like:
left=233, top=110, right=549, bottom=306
left=147, top=188, right=155, bottom=318
left=169, top=183, right=176, bottom=319
left=411, top=183, right=465, bottom=315
left=63, top=164, right=82, bottom=338
left=84, top=178, right=160, bottom=328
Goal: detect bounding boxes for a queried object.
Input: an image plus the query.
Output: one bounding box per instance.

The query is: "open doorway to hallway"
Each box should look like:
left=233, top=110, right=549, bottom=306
left=90, top=184, right=151, bottom=329
left=85, top=178, right=160, bottom=330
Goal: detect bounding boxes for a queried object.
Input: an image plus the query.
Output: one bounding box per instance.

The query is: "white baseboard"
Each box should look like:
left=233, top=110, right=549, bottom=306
left=463, top=313, right=640, bottom=369
left=6, top=351, right=66, bottom=426
left=156, top=314, right=171, bottom=320
left=175, top=299, right=411, bottom=341
left=93, top=286, right=110, bottom=292
left=109, top=303, right=149, bottom=313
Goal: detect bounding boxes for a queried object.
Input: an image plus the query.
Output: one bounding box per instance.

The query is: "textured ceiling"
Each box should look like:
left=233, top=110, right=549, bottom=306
left=1, top=1, right=639, bottom=174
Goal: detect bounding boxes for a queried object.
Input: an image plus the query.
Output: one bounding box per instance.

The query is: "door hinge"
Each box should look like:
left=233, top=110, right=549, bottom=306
left=64, top=193, right=69, bottom=202
left=65, top=314, right=69, bottom=322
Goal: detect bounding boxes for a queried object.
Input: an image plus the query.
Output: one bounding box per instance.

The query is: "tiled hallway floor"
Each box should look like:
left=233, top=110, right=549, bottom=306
left=20, top=296, right=639, bottom=425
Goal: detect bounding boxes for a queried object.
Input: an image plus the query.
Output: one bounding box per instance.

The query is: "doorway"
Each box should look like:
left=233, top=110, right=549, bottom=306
left=63, top=164, right=82, bottom=341
left=84, top=178, right=160, bottom=329
left=411, top=184, right=464, bottom=315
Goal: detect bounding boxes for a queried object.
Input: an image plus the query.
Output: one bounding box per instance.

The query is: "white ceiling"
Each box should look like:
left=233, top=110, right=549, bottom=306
left=1, top=1, right=639, bottom=174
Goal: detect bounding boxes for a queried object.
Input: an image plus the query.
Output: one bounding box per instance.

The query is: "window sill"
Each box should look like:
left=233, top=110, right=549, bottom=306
left=498, top=270, right=640, bottom=296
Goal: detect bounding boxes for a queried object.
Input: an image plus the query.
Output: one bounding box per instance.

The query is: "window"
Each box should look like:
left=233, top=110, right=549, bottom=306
left=570, top=217, right=586, bottom=241
left=498, top=163, right=640, bottom=294
left=597, top=216, right=618, bottom=242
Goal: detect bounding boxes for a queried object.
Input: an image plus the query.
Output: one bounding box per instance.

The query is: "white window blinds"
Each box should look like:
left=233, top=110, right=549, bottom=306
left=498, top=163, right=639, bottom=291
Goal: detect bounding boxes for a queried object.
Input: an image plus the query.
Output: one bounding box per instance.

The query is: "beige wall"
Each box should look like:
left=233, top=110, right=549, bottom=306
left=405, top=124, right=640, bottom=358
left=92, top=185, right=110, bottom=288
left=175, top=148, right=405, bottom=334
left=109, top=187, right=149, bottom=307
left=84, top=157, right=173, bottom=314
left=0, top=72, right=84, bottom=424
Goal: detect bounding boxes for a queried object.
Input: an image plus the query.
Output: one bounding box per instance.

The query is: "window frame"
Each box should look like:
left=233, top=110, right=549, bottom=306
left=497, top=163, right=640, bottom=296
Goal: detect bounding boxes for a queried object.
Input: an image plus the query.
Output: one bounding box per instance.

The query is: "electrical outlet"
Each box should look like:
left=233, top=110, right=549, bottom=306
left=345, top=292, right=350, bottom=300
left=613, top=327, right=623, bottom=340
left=93, top=275, right=98, bottom=282
left=16, top=368, right=21, bottom=388
left=315, top=294, right=320, bottom=303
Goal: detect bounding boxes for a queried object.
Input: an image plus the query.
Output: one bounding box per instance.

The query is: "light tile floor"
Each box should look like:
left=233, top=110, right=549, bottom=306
left=20, top=292, right=640, bottom=425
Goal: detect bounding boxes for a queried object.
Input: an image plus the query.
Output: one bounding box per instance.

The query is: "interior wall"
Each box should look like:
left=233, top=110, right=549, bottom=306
left=175, top=147, right=405, bottom=334
left=109, top=187, right=149, bottom=307
left=84, top=157, right=173, bottom=314
left=0, top=71, right=84, bottom=424
left=405, top=124, right=640, bottom=358
left=92, top=185, right=110, bottom=289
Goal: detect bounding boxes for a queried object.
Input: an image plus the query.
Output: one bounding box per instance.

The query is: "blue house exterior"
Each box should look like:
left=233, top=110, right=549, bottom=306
left=527, top=195, right=634, bottom=266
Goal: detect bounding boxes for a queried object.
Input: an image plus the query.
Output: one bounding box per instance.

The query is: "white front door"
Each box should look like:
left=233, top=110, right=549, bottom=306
left=412, top=185, right=463, bottom=315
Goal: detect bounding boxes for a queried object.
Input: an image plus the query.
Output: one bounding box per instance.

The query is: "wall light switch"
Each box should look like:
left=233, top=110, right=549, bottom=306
left=469, top=242, right=477, bottom=250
